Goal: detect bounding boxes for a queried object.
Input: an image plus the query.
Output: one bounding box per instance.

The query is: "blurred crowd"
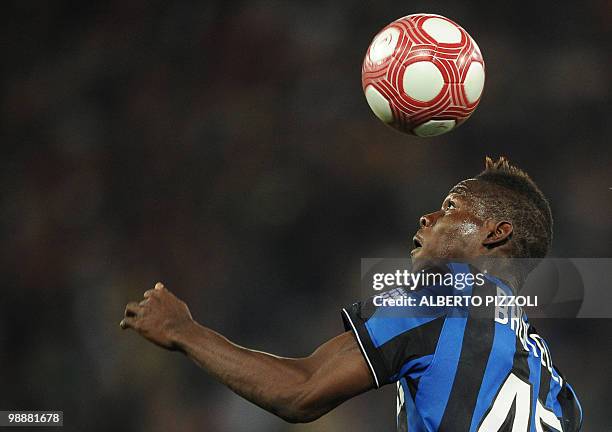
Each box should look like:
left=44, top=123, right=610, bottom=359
left=1, top=1, right=610, bottom=430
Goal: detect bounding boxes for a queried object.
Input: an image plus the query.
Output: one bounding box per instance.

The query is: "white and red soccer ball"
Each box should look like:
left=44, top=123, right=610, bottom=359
left=362, top=14, right=485, bottom=137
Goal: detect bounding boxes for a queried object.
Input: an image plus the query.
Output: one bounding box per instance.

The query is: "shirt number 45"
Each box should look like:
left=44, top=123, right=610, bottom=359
left=478, top=372, right=563, bottom=432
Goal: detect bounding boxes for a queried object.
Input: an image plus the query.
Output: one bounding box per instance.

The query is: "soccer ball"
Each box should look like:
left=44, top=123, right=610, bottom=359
left=362, top=14, right=485, bottom=137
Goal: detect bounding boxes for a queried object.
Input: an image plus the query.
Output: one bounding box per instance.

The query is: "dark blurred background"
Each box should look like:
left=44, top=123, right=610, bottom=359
left=1, top=1, right=610, bottom=431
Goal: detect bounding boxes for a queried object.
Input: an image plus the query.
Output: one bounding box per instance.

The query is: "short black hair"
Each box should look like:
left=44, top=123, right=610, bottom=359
left=474, top=156, right=553, bottom=259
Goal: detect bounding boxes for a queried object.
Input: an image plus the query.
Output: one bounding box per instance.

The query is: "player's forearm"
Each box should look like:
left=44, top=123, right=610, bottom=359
left=171, top=320, right=315, bottom=422
left=121, top=284, right=363, bottom=422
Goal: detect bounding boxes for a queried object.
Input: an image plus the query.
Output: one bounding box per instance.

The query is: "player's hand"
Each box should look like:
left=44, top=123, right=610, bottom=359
left=120, top=282, right=194, bottom=350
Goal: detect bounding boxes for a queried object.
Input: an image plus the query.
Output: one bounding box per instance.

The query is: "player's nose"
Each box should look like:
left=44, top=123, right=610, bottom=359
left=420, top=211, right=440, bottom=228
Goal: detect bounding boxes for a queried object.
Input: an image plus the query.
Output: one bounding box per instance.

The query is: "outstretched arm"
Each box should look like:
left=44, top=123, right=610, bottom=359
left=120, top=283, right=375, bottom=423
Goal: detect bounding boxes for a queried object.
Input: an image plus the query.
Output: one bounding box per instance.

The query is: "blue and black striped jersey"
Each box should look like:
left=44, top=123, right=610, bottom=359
left=342, top=263, right=582, bottom=432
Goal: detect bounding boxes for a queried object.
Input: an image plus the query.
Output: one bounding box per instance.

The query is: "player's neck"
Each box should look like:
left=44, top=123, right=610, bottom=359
left=470, top=256, right=524, bottom=293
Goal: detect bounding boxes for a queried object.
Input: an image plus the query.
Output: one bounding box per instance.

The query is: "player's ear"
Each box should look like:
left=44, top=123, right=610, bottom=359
left=482, top=220, right=513, bottom=248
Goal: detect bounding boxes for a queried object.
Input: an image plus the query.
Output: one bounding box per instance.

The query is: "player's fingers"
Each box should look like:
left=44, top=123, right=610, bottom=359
left=155, top=282, right=166, bottom=291
left=124, top=301, right=142, bottom=317
left=120, top=316, right=137, bottom=330
left=143, top=289, right=157, bottom=299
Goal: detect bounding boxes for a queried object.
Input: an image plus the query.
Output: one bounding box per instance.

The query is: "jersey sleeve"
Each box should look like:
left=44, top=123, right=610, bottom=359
left=558, top=382, right=583, bottom=432
left=341, top=285, right=452, bottom=388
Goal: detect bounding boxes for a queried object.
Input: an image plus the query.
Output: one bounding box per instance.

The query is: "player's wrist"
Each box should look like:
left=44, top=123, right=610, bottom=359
left=168, top=318, right=200, bottom=352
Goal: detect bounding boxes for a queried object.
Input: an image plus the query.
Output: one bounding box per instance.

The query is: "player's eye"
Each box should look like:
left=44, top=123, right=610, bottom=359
left=446, top=200, right=456, bottom=210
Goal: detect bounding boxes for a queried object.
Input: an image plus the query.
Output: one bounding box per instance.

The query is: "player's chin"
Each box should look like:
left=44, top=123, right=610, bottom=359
left=410, top=247, right=427, bottom=268
left=410, top=248, right=446, bottom=269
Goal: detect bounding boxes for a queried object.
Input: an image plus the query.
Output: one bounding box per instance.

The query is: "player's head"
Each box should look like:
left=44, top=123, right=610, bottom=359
left=412, top=156, right=553, bottom=268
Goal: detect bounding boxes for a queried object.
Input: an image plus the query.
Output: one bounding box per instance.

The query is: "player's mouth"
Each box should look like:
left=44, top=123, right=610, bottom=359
left=411, top=235, right=423, bottom=256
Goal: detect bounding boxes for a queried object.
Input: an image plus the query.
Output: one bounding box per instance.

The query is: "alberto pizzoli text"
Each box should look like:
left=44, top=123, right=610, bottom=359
left=373, top=294, right=538, bottom=308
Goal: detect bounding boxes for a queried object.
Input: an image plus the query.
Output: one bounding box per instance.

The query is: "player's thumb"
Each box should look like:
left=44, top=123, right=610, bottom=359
left=155, top=282, right=165, bottom=291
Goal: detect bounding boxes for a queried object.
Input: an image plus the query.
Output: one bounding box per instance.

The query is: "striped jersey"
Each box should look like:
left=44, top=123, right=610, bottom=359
left=341, top=263, right=582, bottom=432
